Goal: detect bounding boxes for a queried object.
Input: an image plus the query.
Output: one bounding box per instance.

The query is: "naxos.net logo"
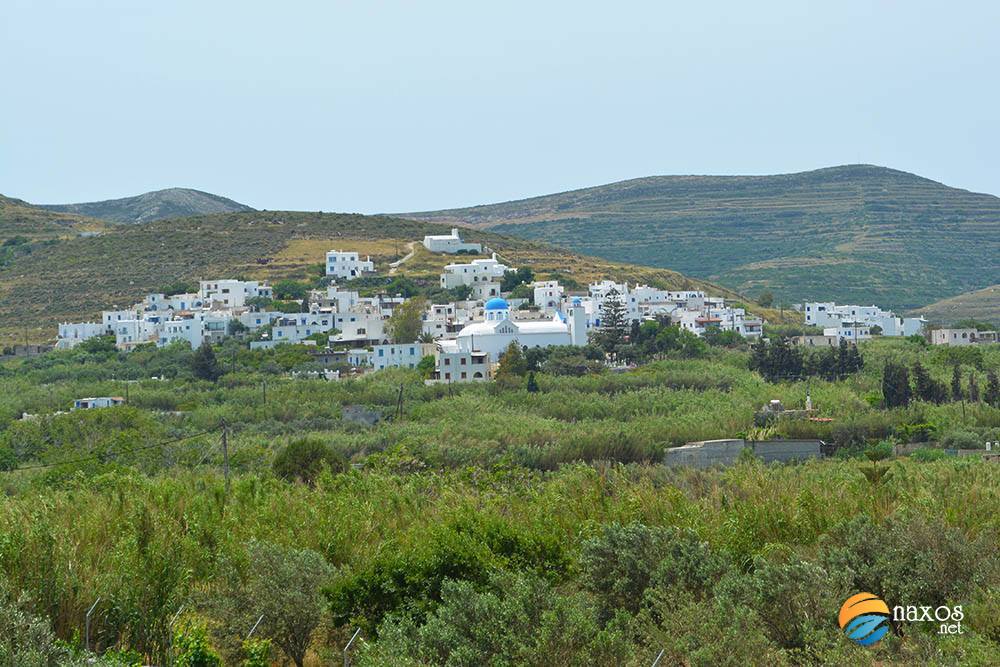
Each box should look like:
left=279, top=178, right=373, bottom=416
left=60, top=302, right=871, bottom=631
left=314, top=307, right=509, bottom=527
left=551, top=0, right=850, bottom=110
left=839, top=592, right=965, bottom=646
left=839, top=593, right=891, bottom=646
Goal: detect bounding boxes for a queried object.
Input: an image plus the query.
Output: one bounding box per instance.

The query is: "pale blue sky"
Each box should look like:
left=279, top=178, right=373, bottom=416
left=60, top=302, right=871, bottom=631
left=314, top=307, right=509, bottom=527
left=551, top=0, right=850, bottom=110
left=2, top=1, right=998, bottom=212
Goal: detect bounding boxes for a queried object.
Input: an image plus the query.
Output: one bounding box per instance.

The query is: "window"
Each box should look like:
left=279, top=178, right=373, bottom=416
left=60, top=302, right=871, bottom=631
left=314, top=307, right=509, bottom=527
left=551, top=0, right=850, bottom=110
left=444, top=358, right=451, bottom=365
left=460, top=357, right=467, bottom=365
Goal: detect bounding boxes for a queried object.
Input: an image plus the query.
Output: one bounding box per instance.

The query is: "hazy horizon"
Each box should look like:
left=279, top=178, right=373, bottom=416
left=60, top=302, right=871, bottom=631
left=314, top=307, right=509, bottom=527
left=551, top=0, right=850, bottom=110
left=3, top=1, right=998, bottom=212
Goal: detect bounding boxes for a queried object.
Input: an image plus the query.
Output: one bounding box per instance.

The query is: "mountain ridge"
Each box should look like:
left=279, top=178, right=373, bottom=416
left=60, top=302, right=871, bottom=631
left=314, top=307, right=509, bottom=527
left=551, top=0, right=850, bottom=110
left=38, top=187, right=253, bottom=224
left=401, top=164, right=1000, bottom=311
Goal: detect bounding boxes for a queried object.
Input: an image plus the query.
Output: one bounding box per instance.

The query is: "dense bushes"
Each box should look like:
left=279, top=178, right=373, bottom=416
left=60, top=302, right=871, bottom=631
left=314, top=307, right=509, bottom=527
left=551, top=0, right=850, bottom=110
left=1, top=338, right=999, bottom=661
left=0, top=461, right=997, bottom=663
left=272, top=437, right=347, bottom=485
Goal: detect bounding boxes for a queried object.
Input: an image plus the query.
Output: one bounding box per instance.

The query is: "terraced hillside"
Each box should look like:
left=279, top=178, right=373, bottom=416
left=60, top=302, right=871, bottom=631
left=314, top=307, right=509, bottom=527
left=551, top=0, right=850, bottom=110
left=403, top=165, right=1000, bottom=310
left=0, top=210, right=780, bottom=345
left=913, top=285, right=1000, bottom=326
left=39, top=187, right=253, bottom=224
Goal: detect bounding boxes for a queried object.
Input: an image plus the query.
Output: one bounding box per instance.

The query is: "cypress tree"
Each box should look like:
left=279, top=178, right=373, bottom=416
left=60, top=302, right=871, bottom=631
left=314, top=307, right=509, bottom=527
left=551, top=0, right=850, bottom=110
left=912, top=361, right=946, bottom=404
left=986, top=370, right=1000, bottom=408
left=192, top=342, right=222, bottom=381
left=882, top=361, right=911, bottom=408
left=968, top=372, right=981, bottom=402
left=951, top=365, right=964, bottom=402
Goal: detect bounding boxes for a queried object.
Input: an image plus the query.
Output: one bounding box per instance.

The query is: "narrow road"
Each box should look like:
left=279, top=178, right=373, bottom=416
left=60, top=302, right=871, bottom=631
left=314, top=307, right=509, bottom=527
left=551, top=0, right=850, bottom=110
left=388, top=241, right=418, bottom=275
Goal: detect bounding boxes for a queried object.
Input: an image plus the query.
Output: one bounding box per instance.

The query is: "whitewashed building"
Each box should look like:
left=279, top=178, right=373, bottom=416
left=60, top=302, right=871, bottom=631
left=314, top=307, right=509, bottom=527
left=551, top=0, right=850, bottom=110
left=423, top=228, right=482, bottom=254
left=437, top=297, right=588, bottom=362
left=73, top=396, right=125, bottom=410
left=432, top=349, right=492, bottom=383
left=56, top=322, right=109, bottom=349
left=803, top=302, right=924, bottom=337
left=199, top=280, right=272, bottom=309
left=325, top=250, right=375, bottom=279
left=271, top=312, right=337, bottom=344
left=533, top=281, right=564, bottom=313
left=368, top=343, right=436, bottom=370
left=159, top=317, right=206, bottom=348
left=823, top=323, right=872, bottom=343
left=440, top=254, right=509, bottom=299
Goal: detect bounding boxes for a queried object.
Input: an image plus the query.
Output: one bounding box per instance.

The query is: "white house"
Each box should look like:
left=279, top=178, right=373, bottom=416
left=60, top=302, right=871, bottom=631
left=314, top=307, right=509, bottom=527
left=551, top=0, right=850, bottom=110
left=367, top=343, right=436, bottom=371
left=440, top=255, right=509, bottom=299
left=533, top=281, right=564, bottom=313
left=438, top=297, right=587, bottom=362
left=144, top=292, right=203, bottom=312
left=199, top=280, right=271, bottom=309
left=824, top=324, right=872, bottom=343
left=423, top=228, right=482, bottom=254
left=325, top=250, right=375, bottom=279
left=102, top=309, right=140, bottom=328
left=56, top=322, right=109, bottom=349
left=73, top=396, right=125, bottom=410
left=432, top=348, right=492, bottom=383
left=331, top=311, right=388, bottom=346
left=271, top=312, right=336, bottom=344
left=159, top=317, right=206, bottom=348
left=239, top=310, right=287, bottom=331
left=112, top=318, right=158, bottom=349
left=803, top=302, right=924, bottom=337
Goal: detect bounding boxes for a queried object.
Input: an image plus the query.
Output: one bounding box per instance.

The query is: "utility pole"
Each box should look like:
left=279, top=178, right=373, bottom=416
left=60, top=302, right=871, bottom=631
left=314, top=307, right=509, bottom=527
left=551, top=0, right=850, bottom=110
left=262, top=380, right=267, bottom=404
left=396, top=383, right=404, bottom=420
left=221, top=421, right=230, bottom=496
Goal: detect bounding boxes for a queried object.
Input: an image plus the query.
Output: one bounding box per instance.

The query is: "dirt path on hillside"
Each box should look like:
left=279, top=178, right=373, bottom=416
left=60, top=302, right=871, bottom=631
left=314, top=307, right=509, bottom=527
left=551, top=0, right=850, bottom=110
left=388, top=241, right=418, bottom=275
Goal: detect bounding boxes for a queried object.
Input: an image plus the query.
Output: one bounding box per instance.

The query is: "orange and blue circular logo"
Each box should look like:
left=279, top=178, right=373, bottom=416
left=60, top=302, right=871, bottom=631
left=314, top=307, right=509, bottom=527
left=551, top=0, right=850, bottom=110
left=839, top=592, right=890, bottom=646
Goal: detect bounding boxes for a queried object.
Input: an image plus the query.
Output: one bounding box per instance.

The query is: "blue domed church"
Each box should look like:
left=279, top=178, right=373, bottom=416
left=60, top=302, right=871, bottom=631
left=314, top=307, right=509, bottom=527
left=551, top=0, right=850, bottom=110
left=438, top=297, right=588, bottom=362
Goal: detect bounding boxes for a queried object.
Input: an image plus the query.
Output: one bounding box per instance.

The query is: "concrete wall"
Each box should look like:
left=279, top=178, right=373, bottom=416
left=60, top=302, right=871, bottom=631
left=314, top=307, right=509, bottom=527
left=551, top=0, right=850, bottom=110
left=664, top=439, right=823, bottom=468
left=753, top=440, right=822, bottom=463
left=664, top=439, right=747, bottom=468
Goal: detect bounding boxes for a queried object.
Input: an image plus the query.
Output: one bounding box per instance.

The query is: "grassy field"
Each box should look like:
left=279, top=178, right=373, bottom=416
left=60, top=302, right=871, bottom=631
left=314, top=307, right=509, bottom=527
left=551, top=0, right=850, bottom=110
left=403, top=165, right=1000, bottom=311
left=0, top=338, right=998, bottom=665
left=0, top=210, right=784, bottom=346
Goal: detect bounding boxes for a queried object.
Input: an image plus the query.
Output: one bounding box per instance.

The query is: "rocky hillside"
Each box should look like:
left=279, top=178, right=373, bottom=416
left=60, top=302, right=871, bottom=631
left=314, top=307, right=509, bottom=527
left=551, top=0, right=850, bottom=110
left=39, top=187, right=253, bottom=224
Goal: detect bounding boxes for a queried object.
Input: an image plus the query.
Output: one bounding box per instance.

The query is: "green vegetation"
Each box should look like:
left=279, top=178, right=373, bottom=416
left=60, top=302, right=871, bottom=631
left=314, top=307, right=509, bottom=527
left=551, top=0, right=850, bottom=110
left=1, top=337, right=998, bottom=663
left=405, top=165, right=1000, bottom=311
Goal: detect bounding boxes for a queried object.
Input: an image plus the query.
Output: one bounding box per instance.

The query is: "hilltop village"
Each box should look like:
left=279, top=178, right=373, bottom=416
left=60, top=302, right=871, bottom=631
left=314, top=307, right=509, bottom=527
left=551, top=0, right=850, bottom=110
left=53, top=228, right=952, bottom=383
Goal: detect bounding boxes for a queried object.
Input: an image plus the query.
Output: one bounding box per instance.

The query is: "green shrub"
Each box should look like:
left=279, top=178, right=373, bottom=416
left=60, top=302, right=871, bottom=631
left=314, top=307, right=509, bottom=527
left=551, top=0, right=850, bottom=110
left=173, top=621, right=221, bottom=667
left=272, top=437, right=347, bottom=485
left=939, top=429, right=983, bottom=450
left=910, top=447, right=948, bottom=462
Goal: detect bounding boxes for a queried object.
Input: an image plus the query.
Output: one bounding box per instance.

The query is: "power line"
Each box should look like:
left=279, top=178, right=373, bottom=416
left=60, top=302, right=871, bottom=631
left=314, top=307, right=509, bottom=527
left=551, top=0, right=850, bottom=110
left=11, top=428, right=219, bottom=472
